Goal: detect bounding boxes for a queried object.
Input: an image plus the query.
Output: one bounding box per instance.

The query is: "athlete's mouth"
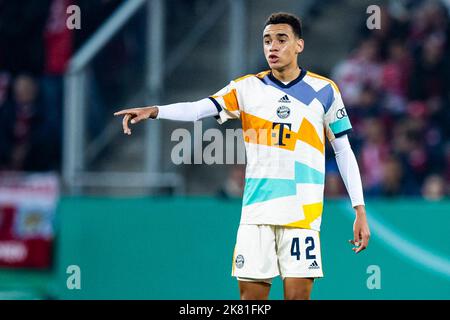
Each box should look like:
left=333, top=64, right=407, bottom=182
left=268, top=54, right=279, bottom=63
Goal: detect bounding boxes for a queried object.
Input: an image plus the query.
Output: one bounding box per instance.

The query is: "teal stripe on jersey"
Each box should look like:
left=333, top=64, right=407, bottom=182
left=243, top=178, right=297, bottom=206
left=329, top=117, right=352, bottom=135
left=295, top=162, right=325, bottom=184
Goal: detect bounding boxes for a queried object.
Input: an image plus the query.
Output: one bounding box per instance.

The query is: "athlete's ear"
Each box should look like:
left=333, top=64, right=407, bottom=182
left=296, top=38, right=304, bottom=54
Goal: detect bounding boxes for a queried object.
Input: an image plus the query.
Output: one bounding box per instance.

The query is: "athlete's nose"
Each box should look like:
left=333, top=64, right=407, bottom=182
left=269, top=44, right=279, bottom=52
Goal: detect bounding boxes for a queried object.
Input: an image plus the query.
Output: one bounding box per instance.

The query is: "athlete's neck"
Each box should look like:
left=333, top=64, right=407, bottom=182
left=271, top=65, right=301, bottom=83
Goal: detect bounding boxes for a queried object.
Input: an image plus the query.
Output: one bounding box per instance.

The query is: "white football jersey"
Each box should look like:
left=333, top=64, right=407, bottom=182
left=209, top=69, right=352, bottom=231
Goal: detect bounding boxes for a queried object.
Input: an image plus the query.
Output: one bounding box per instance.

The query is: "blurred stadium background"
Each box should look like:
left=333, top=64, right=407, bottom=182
left=0, top=0, right=449, bottom=299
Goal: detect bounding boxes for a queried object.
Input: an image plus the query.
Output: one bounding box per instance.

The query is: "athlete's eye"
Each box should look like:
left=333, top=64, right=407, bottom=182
left=264, top=40, right=271, bottom=45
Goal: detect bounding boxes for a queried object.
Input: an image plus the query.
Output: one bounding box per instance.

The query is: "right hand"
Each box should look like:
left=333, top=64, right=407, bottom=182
left=113, top=106, right=158, bottom=135
left=349, top=206, right=370, bottom=254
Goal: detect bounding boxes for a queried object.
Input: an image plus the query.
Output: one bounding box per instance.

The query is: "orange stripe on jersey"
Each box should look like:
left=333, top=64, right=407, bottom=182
left=274, top=123, right=298, bottom=151
left=298, top=118, right=325, bottom=154
left=234, top=70, right=270, bottom=83
left=255, top=70, right=270, bottom=79
left=234, top=74, right=254, bottom=82
left=241, top=111, right=273, bottom=146
left=307, top=71, right=340, bottom=94
left=241, top=112, right=324, bottom=153
left=241, top=111, right=297, bottom=151
left=222, top=89, right=239, bottom=111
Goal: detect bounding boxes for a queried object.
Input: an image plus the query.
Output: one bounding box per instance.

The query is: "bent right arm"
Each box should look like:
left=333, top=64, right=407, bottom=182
left=113, top=98, right=219, bottom=135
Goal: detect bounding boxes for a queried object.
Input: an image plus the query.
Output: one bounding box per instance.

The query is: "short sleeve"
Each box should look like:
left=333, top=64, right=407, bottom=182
left=324, top=85, right=353, bottom=141
left=208, top=80, right=241, bottom=125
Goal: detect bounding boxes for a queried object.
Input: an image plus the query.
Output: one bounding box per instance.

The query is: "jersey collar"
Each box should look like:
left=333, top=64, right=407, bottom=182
left=267, top=68, right=307, bottom=88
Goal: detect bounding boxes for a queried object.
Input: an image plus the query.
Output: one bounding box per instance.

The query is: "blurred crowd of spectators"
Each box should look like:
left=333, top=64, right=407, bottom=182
left=325, top=0, right=450, bottom=200
left=0, top=0, right=121, bottom=171
left=0, top=0, right=448, bottom=200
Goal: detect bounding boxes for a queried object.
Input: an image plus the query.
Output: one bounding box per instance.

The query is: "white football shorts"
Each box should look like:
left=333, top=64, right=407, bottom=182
left=231, top=224, right=323, bottom=284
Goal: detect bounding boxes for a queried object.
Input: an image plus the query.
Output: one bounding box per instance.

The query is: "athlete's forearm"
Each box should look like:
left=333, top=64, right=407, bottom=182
left=330, top=135, right=365, bottom=208
left=155, top=98, right=219, bottom=121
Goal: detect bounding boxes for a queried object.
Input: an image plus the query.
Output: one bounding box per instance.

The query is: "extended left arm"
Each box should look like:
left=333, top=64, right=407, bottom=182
left=331, top=135, right=371, bottom=253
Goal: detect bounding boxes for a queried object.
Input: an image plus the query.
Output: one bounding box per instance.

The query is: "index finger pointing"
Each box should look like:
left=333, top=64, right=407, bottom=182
left=114, top=109, right=136, bottom=116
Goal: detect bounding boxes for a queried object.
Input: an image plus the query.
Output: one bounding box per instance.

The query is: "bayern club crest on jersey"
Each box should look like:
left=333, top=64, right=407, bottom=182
left=235, top=255, right=244, bottom=268
left=277, top=105, right=290, bottom=119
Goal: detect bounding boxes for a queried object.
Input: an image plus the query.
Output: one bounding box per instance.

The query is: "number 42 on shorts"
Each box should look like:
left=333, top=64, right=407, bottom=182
left=290, top=236, right=316, bottom=260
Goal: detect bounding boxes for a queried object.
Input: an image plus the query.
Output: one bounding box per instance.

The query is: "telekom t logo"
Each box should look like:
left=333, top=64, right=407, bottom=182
left=272, top=122, right=292, bottom=146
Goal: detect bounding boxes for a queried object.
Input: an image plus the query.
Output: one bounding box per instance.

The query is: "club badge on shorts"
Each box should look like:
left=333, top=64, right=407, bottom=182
left=235, top=254, right=245, bottom=268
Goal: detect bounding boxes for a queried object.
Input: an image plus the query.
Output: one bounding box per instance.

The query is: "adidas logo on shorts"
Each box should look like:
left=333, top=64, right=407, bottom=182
left=308, top=260, right=320, bottom=270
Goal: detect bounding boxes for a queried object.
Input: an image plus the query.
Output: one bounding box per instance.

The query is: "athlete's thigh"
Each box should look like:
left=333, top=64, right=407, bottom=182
left=283, top=277, right=314, bottom=300
left=238, top=280, right=271, bottom=300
